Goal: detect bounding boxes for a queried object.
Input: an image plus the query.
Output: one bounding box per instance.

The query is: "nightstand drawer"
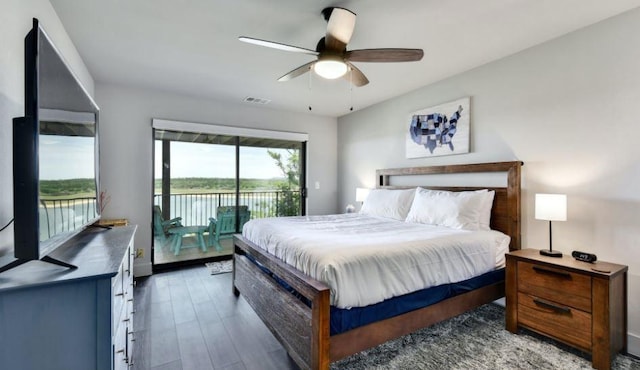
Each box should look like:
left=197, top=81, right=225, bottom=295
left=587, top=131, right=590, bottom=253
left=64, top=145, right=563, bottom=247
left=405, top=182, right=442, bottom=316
left=518, top=292, right=592, bottom=351
left=517, top=261, right=591, bottom=312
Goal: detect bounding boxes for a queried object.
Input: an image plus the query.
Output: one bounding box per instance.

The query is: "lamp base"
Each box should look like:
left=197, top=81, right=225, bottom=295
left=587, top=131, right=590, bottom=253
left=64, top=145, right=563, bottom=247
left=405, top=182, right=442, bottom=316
left=540, top=249, right=563, bottom=257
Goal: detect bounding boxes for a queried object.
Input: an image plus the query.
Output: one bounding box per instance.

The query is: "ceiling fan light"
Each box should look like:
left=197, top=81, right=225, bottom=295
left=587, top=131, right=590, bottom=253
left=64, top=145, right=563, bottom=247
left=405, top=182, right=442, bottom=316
left=314, top=60, right=348, bottom=79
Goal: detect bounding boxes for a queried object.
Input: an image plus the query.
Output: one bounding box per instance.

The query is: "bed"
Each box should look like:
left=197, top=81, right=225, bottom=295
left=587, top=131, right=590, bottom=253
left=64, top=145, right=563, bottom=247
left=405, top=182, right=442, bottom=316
left=232, top=161, right=522, bottom=370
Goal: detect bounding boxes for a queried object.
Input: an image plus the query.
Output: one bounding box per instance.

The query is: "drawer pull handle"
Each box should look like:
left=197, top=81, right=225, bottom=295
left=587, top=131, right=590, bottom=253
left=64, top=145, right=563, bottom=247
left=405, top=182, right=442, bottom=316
left=533, top=298, right=571, bottom=314
left=532, top=266, right=571, bottom=278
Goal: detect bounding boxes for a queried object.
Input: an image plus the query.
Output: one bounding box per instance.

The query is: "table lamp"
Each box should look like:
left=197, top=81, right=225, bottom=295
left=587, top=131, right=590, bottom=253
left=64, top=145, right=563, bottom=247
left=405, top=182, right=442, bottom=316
left=355, top=188, right=371, bottom=204
left=535, top=193, right=566, bottom=257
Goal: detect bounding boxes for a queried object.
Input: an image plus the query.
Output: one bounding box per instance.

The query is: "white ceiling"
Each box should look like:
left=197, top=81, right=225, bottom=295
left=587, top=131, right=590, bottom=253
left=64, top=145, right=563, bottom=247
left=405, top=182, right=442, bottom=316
left=50, top=0, right=640, bottom=118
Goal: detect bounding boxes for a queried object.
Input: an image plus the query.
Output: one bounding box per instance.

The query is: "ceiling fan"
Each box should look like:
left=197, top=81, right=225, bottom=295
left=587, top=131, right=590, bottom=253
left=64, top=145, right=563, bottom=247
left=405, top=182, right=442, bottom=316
left=239, top=7, right=424, bottom=87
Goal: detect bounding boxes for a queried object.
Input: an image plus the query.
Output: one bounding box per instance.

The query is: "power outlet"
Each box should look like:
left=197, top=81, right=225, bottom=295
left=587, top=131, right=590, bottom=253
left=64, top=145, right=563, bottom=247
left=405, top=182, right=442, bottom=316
left=135, top=248, right=144, bottom=258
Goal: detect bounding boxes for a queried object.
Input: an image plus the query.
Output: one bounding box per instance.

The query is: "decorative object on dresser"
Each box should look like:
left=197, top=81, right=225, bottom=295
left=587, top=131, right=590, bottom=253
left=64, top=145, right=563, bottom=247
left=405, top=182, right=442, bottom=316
left=535, top=193, right=567, bottom=257
left=95, top=218, right=129, bottom=228
left=505, top=249, right=628, bottom=370
left=233, top=161, right=523, bottom=370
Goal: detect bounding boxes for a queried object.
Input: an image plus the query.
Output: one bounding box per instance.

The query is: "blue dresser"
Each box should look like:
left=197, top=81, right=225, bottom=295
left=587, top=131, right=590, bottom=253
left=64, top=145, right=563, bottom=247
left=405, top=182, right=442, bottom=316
left=0, top=225, right=136, bottom=370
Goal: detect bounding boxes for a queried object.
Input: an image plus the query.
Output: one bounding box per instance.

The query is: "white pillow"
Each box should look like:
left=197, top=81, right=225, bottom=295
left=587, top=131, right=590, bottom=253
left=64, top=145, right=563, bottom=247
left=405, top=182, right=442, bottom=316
left=359, top=188, right=416, bottom=221
left=478, top=190, right=495, bottom=231
left=405, top=188, right=487, bottom=230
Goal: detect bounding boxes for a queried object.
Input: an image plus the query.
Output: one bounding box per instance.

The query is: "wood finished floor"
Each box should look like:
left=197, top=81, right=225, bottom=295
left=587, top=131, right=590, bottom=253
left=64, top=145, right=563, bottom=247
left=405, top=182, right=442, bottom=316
left=132, top=265, right=300, bottom=370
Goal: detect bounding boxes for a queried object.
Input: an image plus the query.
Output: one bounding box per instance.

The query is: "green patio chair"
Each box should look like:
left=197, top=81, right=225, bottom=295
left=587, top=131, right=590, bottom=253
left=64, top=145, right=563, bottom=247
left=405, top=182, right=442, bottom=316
left=208, top=206, right=251, bottom=250
left=153, top=205, right=182, bottom=240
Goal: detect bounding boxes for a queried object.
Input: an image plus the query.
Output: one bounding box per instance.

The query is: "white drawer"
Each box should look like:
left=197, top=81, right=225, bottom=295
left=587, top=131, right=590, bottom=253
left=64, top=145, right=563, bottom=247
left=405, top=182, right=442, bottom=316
left=112, top=267, right=125, bottom=333
left=113, top=319, right=128, bottom=370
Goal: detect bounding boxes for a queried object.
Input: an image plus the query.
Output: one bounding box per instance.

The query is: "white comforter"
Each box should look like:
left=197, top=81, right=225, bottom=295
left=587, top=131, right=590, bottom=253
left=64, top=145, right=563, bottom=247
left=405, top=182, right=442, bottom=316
left=242, top=213, right=510, bottom=309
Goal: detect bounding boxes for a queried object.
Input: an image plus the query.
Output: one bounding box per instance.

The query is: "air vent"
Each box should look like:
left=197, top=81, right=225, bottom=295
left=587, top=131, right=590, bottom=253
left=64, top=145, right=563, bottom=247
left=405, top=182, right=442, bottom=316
left=243, top=96, right=271, bottom=105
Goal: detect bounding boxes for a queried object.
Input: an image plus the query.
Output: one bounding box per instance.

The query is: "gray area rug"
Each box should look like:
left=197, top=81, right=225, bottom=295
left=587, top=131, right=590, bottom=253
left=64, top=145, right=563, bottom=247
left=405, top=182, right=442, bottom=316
left=332, top=304, right=640, bottom=369
left=205, top=260, right=233, bottom=275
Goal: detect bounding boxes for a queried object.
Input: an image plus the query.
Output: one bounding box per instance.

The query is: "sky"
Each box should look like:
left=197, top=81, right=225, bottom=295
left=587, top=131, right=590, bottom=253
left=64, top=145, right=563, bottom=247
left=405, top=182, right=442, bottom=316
left=37, top=136, right=291, bottom=180
left=154, top=141, right=290, bottom=179
left=39, top=135, right=95, bottom=180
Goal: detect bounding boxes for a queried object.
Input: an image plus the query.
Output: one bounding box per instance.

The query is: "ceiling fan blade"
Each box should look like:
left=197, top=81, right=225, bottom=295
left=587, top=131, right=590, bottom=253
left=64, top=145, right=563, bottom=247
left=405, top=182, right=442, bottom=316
left=346, top=48, right=424, bottom=62
left=343, top=62, right=369, bottom=87
left=239, top=36, right=319, bottom=56
left=324, top=8, right=356, bottom=51
left=278, top=61, right=315, bottom=82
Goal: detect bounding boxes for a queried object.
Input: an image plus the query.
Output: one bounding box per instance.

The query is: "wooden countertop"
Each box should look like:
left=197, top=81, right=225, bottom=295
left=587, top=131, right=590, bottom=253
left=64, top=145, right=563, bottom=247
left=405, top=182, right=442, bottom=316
left=507, top=248, right=628, bottom=278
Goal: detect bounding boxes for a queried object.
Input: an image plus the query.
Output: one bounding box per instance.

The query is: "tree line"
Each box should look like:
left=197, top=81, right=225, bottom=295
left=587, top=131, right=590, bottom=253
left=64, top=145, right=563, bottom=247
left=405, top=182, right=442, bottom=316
left=154, top=177, right=291, bottom=193
left=40, top=177, right=296, bottom=198
left=40, top=179, right=96, bottom=197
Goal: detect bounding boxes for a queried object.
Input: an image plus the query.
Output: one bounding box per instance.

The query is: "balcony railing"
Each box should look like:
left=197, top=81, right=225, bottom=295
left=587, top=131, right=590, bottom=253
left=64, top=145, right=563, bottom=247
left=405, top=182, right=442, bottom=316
left=37, top=191, right=300, bottom=238
left=153, top=190, right=301, bottom=227
left=39, top=197, right=98, bottom=239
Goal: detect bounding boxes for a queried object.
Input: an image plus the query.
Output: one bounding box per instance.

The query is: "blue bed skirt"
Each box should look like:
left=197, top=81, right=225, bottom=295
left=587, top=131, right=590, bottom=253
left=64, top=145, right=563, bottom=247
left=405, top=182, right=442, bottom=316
left=243, top=254, right=504, bottom=335
left=329, top=268, right=504, bottom=335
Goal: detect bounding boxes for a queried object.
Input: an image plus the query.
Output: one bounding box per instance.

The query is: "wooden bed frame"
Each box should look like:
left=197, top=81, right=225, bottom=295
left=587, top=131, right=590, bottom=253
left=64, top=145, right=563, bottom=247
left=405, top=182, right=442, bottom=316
left=232, top=161, right=523, bottom=370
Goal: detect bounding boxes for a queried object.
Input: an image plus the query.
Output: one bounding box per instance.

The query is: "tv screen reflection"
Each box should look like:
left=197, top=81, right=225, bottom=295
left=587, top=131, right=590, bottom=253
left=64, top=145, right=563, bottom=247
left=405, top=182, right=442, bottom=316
left=38, top=115, right=98, bottom=242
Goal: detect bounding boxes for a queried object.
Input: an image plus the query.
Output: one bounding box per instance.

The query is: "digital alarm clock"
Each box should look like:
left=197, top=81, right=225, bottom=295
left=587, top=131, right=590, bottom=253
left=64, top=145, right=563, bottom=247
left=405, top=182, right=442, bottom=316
left=572, top=250, right=597, bottom=263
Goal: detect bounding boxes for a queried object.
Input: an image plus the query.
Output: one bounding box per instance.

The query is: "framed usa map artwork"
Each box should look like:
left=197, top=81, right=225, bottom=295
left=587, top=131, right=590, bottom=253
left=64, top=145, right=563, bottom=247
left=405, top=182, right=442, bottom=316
left=406, top=97, right=470, bottom=158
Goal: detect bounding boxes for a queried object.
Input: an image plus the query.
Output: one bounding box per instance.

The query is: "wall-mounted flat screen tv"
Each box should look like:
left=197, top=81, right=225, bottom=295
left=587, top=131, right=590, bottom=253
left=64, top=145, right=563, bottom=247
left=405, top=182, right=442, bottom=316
left=1, top=18, right=100, bottom=273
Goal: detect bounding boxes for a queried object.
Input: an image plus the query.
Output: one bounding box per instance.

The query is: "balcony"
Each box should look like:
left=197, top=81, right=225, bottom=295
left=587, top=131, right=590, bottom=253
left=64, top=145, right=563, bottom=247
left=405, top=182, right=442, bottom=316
left=153, top=190, right=300, bottom=264
left=37, top=190, right=300, bottom=265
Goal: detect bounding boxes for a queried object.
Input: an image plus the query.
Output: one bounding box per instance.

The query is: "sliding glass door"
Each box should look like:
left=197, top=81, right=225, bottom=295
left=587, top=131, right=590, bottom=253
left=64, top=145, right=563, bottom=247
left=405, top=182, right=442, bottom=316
left=239, top=137, right=304, bottom=219
left=153, top=129, right=305, bottom=267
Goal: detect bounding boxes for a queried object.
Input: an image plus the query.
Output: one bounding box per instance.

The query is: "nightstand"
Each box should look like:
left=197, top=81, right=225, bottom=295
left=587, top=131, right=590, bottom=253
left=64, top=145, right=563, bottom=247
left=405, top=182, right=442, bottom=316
left=505, top=249, right=627, bottom=370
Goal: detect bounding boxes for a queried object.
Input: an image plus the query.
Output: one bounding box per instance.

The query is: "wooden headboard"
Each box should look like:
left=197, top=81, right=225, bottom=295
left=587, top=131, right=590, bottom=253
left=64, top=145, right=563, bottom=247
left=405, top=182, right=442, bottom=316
left=376, top=161, right=523, bottom=251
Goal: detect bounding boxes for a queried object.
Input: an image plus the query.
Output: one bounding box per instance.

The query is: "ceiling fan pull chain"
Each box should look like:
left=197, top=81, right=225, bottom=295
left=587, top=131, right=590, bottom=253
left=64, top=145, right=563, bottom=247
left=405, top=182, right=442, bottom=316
left=349, top=67, right=354, bottom=111
left=308, top=66, right=313, bottom=111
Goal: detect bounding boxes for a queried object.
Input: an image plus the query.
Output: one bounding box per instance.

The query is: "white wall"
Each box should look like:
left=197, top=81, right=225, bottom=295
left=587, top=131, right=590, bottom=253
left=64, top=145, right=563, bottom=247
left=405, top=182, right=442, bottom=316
left=0, top=0, right=94, bottom=257
left=95, top=83, right=338, bottom=276
left=337, top=8, right=640, bottom=356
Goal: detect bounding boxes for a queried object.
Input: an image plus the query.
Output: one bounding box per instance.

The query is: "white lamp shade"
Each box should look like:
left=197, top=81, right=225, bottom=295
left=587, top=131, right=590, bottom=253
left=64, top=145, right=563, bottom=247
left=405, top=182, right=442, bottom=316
left=355, top=188, right=371, bottom=203
left=535, top=193, right=567, bottom=221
